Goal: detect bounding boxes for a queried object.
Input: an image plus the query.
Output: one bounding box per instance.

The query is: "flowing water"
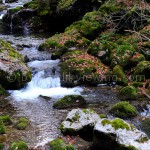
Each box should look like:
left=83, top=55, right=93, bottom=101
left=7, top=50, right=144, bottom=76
left=0, top=1, right=83, bottom=148
left=0, top=0, right=150, bottom=149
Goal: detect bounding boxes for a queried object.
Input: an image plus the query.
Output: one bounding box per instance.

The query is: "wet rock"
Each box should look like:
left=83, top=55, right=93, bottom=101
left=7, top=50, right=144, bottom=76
left=93, top=118, right=150, bottom=150
left=60, top=109, right=100, bottom=136
left=60, top=50, right=110, bottom=87
left=53, top=95, right=86, bottom=109
left=110, top=101, right=138, bottom=118
left=0, top=39, right=31, bottom=89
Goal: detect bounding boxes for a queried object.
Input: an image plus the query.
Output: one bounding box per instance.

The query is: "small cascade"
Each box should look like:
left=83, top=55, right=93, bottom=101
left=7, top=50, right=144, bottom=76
left=10, top=48, right=83, bottom=100
left=10, top=14, right=14, bottom=33
left=2, top=0, right=5, bottom=4
left=23, top=21, right=30, bottom=35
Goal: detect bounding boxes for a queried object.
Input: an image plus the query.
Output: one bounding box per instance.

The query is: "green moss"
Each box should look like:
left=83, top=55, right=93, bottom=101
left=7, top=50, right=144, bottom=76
left=110, top=101, right=138, bottom=118
left=111, top=44, right=135, bottom=68
left=16, top=117, right=29, bottom=130
left=131, top=82, right=143, bottom=88
left=102, top=118, right=130, bottom=130
left=134, top=61, right=150, bottom=79
left=16, top=122, right=28, bottom=130
left=0, top=85, right=5, bottom=95
left=49, top=138, right=67, bottom=150
left=99, top=114, right=107, bottom=119
left=49, top=138, right=76, bottom=150
left=61, top=50, right=110, bottom=86
left=0, top=116, right=12, bottom=126
left=99, top=0, right=122, bottom=15
left=0, top=125, right=5, bottom=135
left=39, top=29, right=90, bottom=58
left=67, top=144, right=76, bottom=150
left=83, top=109, right=95, bottom=114
left=131, top=53, right=145, bottom=66
left=57, top=0, right=74, bottom=11
left=0, top=143, right=4, bottom=150
left=53, top=95, right=85, bottom=109
left=9, top=6, right=23, bottom=14
left=112, top=65, right=128, bottom=86
left=10, top=141, right=27, bottom=150
left=18, top=118, right=29, bottom=124
left=120, top=86, right=137, bottom=100
left=65, top=11, right=104, bottom=39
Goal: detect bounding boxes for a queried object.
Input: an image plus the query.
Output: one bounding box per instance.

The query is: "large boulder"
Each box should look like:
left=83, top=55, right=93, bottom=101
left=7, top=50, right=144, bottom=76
left=93, top=118, right=150, bottom=150
left=39, top=29, right=90, bottom=59
left=2, top=7, right=37, bottom=33
left=0, top=39, right=31, bottom=89
left=134, top=61, right=150, bottom=80
left=60, top=109, right=100, bottom=136
left=60, top=50, right=110, bottom=87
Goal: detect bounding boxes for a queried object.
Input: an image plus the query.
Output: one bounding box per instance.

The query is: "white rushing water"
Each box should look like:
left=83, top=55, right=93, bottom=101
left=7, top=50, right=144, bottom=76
left=10, top=54, right=83, bottom=101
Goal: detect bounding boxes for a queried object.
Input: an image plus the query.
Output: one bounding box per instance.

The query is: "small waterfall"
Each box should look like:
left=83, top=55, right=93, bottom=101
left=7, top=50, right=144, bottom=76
left=2, top=0, right=5, bottom=4
left=10, top=14, right=14, bottom=33
left=10, top=58, right=83, bottom=100
left=23, top=21, right=30, bottom=35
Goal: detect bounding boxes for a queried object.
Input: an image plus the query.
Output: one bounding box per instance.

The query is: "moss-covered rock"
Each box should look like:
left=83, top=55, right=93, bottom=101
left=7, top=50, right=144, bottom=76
left=65, top=11, right=104, bottom=40
left=60, top=108, right=99, bottom=135
left=112, top=65, right=128, bottom=86
left=93, top=117, right=148, bottom=150
left=49, top=138, right=75, bottom=150
left=53, top=95, right=86, bottom=109
left=110, top=101, right=138, bottom=118
left=0, top=143, right=4, bottom=150
left=134, top=61, right=150, bottom=79
left=10, top=141, right=27, bottom=150
left=131, top=82, right=143, bottom=88
left=39, top=29, right=90, bottom=59
left=101, top=118, right=130, bottom=130
left=0, top=116, right=12, bottom=126
left=130, top=53, right=145, bottom=67
left=61, top=50, right=110, bottom=86
left=15, top=117, right=29, bottom=130
left=0, top=39, right=31, bottom=89
left=0, top=125, right=5, bottom=135
left=111, top=44, right=135, bottom=68
left=120, top=86, right=137, bottom=100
